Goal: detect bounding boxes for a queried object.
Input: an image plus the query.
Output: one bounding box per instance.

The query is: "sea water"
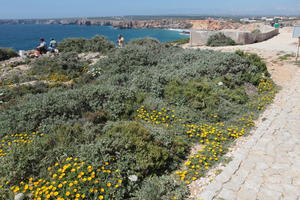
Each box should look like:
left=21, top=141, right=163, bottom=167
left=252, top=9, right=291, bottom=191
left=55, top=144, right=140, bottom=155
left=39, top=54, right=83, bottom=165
left=0, top=24, right=188, bottom=50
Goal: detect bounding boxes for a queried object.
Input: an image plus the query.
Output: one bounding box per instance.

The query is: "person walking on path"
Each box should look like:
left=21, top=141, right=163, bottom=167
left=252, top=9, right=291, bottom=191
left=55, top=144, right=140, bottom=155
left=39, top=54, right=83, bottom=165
left=117, top=34, right=124, bottom=48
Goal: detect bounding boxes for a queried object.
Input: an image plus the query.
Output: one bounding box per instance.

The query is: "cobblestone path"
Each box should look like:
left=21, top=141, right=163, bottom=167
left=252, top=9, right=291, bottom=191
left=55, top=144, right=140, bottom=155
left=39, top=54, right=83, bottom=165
left=197, top=66, right=300, bottom=200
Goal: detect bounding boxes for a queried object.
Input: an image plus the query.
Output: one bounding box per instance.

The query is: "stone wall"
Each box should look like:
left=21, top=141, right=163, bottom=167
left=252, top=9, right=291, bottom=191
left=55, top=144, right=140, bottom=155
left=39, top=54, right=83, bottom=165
left=190, top=28, right=279, bottom=46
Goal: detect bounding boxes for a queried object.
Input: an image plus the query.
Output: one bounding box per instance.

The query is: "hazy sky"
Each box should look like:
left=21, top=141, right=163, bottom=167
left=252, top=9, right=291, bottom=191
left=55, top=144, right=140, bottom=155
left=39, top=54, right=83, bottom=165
left=1, top=0, right=300, bottom=19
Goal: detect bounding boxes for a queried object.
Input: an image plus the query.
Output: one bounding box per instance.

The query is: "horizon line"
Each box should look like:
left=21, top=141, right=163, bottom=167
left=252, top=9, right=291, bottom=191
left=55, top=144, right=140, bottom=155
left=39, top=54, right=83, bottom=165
left=0, top=14, right=300, bottom=21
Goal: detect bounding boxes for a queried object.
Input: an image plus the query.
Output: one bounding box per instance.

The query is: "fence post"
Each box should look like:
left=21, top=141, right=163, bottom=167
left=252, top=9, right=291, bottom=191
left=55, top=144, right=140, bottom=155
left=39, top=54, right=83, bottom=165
left=296, top=37, right=300, bottom=62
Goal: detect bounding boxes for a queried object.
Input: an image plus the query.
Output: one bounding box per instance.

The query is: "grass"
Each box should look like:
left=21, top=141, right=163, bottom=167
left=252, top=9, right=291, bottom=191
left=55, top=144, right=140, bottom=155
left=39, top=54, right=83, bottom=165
left=278, top=54, right=294, bottom=61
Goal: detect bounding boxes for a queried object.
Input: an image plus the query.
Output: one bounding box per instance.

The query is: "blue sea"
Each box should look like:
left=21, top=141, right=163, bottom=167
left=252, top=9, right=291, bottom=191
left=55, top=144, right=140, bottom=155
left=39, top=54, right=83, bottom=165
left=0, top=24, right=188, bottom=51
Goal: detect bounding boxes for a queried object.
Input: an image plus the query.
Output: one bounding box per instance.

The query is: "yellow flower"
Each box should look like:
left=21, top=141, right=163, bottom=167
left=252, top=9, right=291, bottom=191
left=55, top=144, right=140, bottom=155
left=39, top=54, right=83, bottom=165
left=98, top=195, right=104, bottom=200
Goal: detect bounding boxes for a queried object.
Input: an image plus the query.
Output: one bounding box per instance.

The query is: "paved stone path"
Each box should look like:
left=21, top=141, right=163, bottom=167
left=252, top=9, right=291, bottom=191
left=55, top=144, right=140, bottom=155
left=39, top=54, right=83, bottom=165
left=196, top=66, right=300, bottom=200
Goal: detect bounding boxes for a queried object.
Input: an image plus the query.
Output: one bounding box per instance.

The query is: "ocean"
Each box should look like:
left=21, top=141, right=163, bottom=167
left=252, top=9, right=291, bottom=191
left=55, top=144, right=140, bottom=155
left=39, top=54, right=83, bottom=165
left=0, top=24, right=189, bottom=51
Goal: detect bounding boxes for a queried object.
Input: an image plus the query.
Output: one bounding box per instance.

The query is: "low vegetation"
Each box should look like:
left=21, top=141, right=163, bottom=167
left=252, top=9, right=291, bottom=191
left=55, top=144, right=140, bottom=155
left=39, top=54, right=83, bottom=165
left=167, top=38, right=190, bottom=45
left=206, top=33, right=236, bottom=47
left=58, top=35, right=115, bottom=54
left=0, top=47, right=18, bottom=61
left=278, top=53, right=294, bottom=61
left=251, top=29, right=261, bottom=34
left=0, top=37, right=276, bottom=199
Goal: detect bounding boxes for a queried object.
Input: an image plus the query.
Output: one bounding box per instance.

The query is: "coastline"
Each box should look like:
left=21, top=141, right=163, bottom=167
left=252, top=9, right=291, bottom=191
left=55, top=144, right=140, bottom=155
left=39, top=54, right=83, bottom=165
left=0, top=24, right=189, bottom=50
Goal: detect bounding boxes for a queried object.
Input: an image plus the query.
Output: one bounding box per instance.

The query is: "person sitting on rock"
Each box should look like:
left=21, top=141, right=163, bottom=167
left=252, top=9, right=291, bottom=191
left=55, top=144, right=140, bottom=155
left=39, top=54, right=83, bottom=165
left=35, top=38, right=48, bottom=56
left=48, top=38, right=58, bottom=53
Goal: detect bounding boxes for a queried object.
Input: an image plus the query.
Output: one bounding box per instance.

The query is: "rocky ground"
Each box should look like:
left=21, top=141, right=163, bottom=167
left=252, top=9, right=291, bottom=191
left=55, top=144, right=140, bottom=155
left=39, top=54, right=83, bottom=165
left=186, top=28, right=300, bottom=200
left=0, top=52, right=104, bottom=86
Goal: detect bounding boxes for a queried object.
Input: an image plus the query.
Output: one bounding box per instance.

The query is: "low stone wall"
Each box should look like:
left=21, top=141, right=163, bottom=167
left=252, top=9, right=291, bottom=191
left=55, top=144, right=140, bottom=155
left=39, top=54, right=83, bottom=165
left=190, top=28, right=279, bottom=46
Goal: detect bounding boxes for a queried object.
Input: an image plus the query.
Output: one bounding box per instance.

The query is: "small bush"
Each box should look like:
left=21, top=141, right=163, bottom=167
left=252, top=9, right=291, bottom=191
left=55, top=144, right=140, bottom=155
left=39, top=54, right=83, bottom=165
left=58, top=35, right=114, bottom=53
left=167, top=38, right=190, bottom=45
left=235, top=50, right=270, bottom=85
left=0, top=47, right=18, bottom=61
left=31, top=52, right=87, bottom=80
left=83, top=121, right=189, bottom=178
left=131, top=175, right=189, bottom=200
left=207, top=33, right=236, bottom=47
left=126, top=38, right=161, bottom=48
left=251, top=29, right=261, bottom=34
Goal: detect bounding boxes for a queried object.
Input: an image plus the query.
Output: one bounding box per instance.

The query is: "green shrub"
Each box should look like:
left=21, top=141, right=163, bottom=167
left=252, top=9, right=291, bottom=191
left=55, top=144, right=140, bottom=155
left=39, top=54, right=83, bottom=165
left=58, top=35, right=114, bottom=53
left=251, top=29, right=261, bottom=34
left=131, top=175, right=189, bottom=200
left=78, top=121, right=189, bottom=178
left=0, top=123, right=99, bottom=186
left=164, top=79, right=249, bottom=121
left=31, top=52, right=87, bottom=79
left=126, top=38, right=161, bottom=48
left=207, top=33, right=236, bottom=47
left=167, top=38, right=190, bottom=45
left=235, top=50, right=270, bottom=85
left=0, top=47, right=18, bottom=61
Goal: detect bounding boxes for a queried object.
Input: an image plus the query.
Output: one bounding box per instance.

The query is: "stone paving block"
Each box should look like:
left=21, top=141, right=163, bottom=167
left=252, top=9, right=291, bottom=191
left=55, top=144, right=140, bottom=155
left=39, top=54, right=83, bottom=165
left=243, top=179, right=262, bottom=192
left=196, top=190, right=215, bottom=200
left=282, top=184, right=300, bottom=196
left=264, top=175, right=283, bottom=184
left=205, top=181, right=223, bottom=193
left=223, top=175, right=245, bottom=192
left=217, top=188, right=237, bottom=200
left=261, top=183, right=284, bottom=193
left=236, top=187, right=258, bottom=200
left=257, top=187, right=282, bottom=200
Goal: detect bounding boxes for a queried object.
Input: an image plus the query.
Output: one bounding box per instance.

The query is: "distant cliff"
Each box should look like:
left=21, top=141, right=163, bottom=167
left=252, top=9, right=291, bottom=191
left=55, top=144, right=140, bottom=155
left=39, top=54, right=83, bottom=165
left=0, top=18, right=193, bottom=29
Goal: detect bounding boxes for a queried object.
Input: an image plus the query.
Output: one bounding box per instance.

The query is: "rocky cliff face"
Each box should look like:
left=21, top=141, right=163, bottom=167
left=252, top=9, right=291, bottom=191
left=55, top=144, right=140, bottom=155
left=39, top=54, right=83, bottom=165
left=189, top=19, right=241, bottom=30
left=0, top=18, right=193, bottom=29
left=110, top=20, right=193, bottom=29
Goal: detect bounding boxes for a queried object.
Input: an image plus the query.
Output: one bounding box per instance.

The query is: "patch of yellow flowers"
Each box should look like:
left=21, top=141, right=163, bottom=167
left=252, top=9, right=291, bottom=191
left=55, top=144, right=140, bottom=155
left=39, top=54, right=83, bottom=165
left=136, top=78, right=276, bottom=183
left=9, top=157, right=123, bottom=200
left=0, top=132, right=44, bottom=157
left=136, top=106, right=181, bottom=126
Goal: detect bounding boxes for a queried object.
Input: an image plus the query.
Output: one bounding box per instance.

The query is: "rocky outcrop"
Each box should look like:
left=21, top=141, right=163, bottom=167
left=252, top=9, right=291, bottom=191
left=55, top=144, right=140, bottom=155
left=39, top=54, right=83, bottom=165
left=110, top=20, right=192, bottom=29
left=189, top=19, right=241, bottom=30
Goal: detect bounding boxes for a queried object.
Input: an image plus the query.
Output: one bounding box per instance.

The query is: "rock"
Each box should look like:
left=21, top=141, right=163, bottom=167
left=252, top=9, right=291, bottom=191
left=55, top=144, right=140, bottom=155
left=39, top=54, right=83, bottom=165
left=128, top=175, right=138, bottom=182
left=14, top=193, right=25, bottom=200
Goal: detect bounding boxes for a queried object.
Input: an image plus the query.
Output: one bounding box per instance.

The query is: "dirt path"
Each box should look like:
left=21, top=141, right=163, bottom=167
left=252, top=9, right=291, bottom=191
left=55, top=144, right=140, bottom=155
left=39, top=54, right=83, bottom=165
left=187, top=28, right=300, bottom=200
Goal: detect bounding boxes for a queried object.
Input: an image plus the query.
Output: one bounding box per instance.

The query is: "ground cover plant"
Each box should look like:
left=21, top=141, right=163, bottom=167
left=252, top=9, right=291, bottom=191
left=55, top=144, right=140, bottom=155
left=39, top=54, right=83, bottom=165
left=0, top=47, right=18, bottom=61
left=166, top=38, right=190, bottom=45
left=206, top=33, right=236, bottom=47
left=58, top=36, right=115, bottom=54
left=0, top=38, right=276, bottom=199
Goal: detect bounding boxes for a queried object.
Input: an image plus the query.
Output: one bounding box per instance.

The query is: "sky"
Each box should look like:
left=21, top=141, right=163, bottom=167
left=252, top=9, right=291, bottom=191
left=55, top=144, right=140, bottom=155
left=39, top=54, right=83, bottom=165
left=1, top=0, right=300, bottom=19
